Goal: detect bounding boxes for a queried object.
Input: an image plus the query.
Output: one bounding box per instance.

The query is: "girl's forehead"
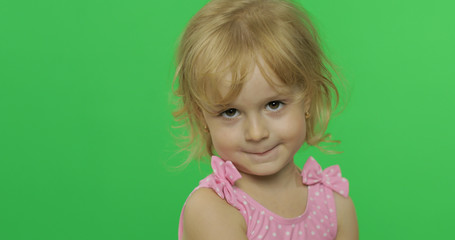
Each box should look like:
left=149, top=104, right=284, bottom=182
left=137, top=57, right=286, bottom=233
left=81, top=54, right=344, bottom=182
left=219, top=64, right=290, bottom=95
left=201, top=65, right=298, bottom=110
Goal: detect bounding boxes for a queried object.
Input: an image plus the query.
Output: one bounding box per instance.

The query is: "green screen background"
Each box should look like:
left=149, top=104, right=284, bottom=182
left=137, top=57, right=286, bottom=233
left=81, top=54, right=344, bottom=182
left=1, top=0, right=454, bottom=239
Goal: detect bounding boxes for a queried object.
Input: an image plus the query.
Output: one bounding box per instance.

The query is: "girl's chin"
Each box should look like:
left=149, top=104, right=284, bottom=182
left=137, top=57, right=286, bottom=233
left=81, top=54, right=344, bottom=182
left=236, top=161, right=286, bottom=177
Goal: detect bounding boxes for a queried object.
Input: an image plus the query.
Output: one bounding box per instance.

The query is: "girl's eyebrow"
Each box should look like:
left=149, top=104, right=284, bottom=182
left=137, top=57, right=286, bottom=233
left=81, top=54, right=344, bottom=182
left=202, top=103, right=231, bottom=113
left=265, top=93, right=288, bottom=101
left=261, top=92, right=294, bottom=103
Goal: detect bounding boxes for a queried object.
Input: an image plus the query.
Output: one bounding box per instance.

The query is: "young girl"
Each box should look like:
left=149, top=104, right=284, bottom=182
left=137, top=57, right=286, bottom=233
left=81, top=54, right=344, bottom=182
left=173, top=0, right=358, bottom=239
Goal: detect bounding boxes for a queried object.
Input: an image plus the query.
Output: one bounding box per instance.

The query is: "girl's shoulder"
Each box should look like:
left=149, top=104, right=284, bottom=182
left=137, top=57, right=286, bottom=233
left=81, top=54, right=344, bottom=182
left=333, top=193, right=359, bottom=240
left=179, top=156, right=248, bottom=239
left=181, top=187, right=247, bottom=240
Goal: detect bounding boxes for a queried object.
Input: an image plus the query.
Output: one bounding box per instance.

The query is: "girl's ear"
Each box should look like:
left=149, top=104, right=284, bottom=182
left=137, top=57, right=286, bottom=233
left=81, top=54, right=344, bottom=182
left=303, top=96, right=311, bottom=112
left=198, top=106, right=210, bottom=131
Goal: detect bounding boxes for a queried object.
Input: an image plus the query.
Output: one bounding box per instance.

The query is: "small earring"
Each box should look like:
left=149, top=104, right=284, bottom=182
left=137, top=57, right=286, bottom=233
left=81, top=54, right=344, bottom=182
left=203, top=125, right=209, bottom=132
left=305, top=111, right=311, bottom=119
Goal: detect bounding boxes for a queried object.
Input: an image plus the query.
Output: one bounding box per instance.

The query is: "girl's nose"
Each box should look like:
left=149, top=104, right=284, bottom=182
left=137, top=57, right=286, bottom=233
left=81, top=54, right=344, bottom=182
left=244, top=115, right=269, bottom=142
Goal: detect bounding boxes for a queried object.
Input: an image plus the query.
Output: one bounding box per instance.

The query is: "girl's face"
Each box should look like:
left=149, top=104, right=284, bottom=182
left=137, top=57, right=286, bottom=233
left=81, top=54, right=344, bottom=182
left=202, top=65, right=308, bottom=177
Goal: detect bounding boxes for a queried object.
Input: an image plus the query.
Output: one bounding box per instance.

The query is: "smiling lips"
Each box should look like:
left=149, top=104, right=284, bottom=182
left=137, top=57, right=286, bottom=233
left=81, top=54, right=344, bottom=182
left=246, top=145, right=278, bottom=156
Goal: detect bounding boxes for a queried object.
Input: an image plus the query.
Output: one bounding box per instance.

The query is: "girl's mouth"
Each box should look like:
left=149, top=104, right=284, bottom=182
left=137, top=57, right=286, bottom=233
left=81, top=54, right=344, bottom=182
left=247, top=145, right=278, bottom=155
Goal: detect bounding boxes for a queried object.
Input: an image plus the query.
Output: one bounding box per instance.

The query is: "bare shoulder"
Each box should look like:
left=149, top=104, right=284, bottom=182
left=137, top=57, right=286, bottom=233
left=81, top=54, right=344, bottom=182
left=333, top=193, right=359, bottom=240
left=181, top=187, right=247, bottom=240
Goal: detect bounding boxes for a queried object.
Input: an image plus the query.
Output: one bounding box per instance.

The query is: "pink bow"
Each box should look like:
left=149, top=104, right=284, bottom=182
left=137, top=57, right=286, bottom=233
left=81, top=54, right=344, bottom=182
left=204, top=156, right=243, bottom=204
left=211, top=156, right=242, bottom=185
left=301, top=157, right=349, bottom=197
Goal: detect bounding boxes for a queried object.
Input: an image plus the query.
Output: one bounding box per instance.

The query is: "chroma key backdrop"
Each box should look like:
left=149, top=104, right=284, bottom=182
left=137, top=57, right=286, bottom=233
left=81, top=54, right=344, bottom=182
left=1, top=0, right=454, bottom=239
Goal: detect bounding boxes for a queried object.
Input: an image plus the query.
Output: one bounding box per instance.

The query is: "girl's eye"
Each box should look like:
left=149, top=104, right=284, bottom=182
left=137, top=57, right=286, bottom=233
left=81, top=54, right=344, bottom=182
left=266, top=101, right=284, bottom=111
left=221, top=108, right=239, bottom=118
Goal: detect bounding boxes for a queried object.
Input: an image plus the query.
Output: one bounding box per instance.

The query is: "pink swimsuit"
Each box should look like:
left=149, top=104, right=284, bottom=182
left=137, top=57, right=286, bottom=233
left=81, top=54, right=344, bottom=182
left=178, top=156, right=349, bottom=240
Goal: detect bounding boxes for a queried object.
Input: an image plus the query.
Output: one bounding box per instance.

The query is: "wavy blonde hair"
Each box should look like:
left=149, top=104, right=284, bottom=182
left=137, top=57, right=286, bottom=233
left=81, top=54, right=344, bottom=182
left=173, top=0, right=343, bottom=164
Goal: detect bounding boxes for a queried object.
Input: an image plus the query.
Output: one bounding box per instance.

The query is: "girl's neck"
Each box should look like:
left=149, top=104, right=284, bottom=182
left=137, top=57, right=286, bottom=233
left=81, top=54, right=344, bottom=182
left=234, top=159, right=308, bottom=219
left=235, top=160, right=302, bottom=196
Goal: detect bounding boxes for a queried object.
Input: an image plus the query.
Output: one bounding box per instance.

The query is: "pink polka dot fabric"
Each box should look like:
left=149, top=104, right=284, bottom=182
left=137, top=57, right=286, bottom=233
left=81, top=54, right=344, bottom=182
left=178, top=156, right=349, bottom=240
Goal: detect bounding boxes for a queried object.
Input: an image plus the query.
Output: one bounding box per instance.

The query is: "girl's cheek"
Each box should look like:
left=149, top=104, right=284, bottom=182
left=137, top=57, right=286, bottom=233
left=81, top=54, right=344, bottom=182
left=275, top=113, right=306, bottom=137
left=211, top=126, right=236, bottom=145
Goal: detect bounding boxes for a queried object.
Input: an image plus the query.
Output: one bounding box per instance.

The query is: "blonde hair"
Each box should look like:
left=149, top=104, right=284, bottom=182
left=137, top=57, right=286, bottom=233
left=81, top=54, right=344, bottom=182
left=173, top=0, right=342, bottom=164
